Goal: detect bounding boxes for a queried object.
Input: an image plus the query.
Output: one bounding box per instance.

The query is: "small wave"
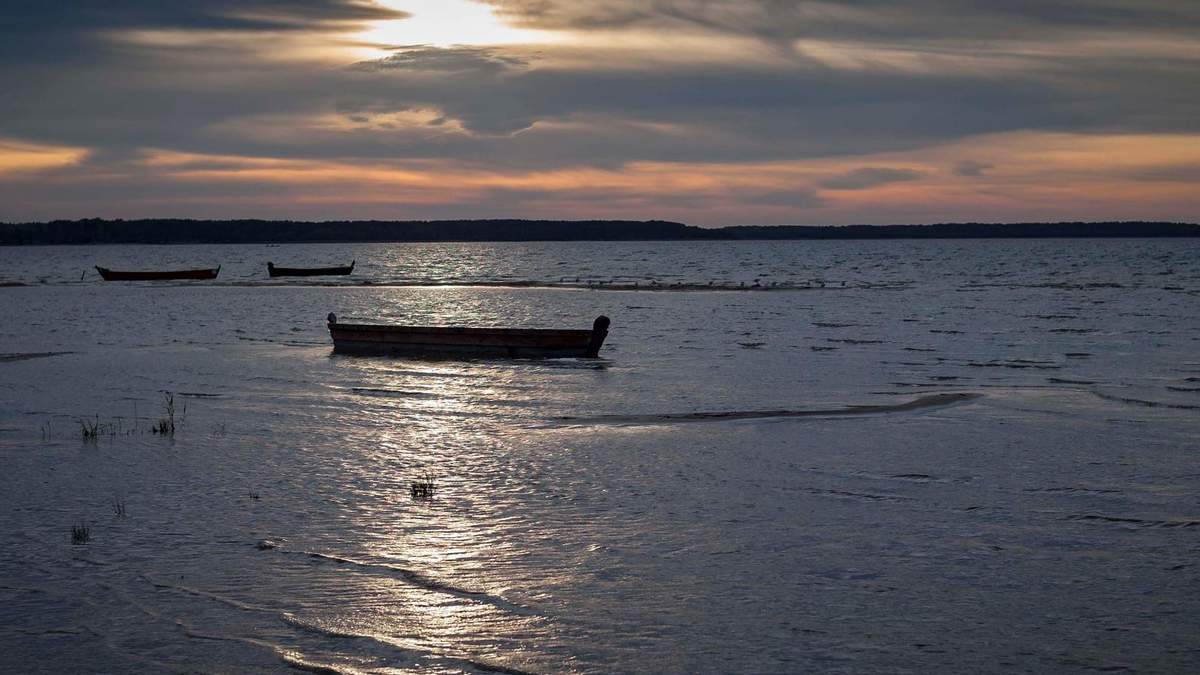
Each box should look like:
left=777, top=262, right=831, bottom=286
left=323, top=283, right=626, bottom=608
left=807, top=488, right=911, bottom=503
left=1047, top=377, right=1098, bottom=385
left=0, top=351, right=73, bottom=363
left=552, top=392, right=979, bottom=426
left=967, top=360, right=1061, bottom=370
left=283, top=550, right=537, bottom=615
left=350, top=387, right=442, bottom=399
left=1067, top=514, right=1200, bottom=528
left=142, top=575, right=277, bottom=613
left=1090, top=391, right=1200, bottom=411
left=1025, top=486, right=1121, bottom=496
left=280, top=616, right=540, bottom=675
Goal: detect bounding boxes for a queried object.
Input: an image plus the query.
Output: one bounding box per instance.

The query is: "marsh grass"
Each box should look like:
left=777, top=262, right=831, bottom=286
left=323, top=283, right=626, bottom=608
left=112, top=496, right=126, bottom=517
left=79, top=416, right=116, bottom=442
left=410, top=474, right=436, bottom=501
left=247, top=489, right=260, bottom=501
left=71, top=523, right=91, bottom=545
left=151, top=392, right=183, bottom=436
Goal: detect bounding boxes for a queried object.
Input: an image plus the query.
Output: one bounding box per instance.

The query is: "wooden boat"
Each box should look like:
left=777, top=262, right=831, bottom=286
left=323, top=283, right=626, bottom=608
left=95, top=266, right=220, bottom=281
left=268, top=261, right=355, bottom=277
left=327, top=314, right=610, bottom=358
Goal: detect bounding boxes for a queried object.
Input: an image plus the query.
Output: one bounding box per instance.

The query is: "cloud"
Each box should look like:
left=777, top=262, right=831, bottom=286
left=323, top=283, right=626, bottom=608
left=820, top=167, right=923, bottom=190
left=484, top=1, right=1200, bottom=41
left=953, top=160, right=993, bottom=177
left=353, top=46, right=527, bottom=74
left=1, top=1, right=1199, bottom=223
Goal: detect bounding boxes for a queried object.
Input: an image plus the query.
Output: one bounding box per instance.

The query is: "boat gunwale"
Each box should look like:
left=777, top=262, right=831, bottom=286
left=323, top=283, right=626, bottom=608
left=267, top=261, right=355, bottom=277
left=328, top=323, right=593, bottom=338
left=95, top=265, right=221, bottom=280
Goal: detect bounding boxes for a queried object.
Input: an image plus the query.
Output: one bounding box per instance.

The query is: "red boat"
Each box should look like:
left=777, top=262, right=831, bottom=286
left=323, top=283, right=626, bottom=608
left=95, top=266, right=220, bottom=281
left=327, top=314, right=610, bottom=358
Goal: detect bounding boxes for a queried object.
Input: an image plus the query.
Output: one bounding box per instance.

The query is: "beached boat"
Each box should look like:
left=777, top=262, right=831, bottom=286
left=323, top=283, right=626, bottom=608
left=267, top=261, right=355, bottom=277
left=95, top=266, right=220, bottom=281
left=327, top=314, right=610, bottom=358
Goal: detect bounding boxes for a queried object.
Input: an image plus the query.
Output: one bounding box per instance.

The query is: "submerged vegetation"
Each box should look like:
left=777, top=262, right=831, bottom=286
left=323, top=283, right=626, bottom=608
left=79, top=416, right=115, bottom=442
left=76, top=391, right=185, bottom=442
left=410, top=474, right=436, bottom=501
left=70, top=523, right=90, bottom=545
left=151, top=392, right=181, bottom=436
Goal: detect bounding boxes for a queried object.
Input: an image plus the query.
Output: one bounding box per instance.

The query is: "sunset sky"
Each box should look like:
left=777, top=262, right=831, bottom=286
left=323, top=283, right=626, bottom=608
left=1, top=0, right=1198, bottom=225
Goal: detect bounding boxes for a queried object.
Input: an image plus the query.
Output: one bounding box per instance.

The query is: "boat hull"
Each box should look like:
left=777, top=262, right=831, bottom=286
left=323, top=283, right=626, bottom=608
left=327, top=315, right=610, bottom=358
left=268, top=261, right=354, bottom=277
left=96, top=266, right=220, bottom=281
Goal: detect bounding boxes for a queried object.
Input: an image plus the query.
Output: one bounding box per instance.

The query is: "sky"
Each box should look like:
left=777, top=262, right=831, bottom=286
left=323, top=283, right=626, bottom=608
left=0, top=0, right=1198, bottom=226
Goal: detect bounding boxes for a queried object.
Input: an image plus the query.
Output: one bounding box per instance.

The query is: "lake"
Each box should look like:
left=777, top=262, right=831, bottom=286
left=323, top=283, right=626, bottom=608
left=1, top=239, right=1198, bottom=673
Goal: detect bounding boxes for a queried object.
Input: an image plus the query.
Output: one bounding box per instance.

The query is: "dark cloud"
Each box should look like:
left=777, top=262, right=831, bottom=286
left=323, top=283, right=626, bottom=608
left=953, top=160, right=993, bottom=177
left=0, top=1, right=407, bottom=65
left=485, top=0, right=1200, bottom=41
left=1125, top=164, right=1200, bottom=182
left=820, top=168, right=923, bottom=190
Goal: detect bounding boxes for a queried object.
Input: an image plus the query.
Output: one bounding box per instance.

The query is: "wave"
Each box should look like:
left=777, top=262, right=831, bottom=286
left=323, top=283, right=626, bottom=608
left=1090, top=391, right=1200, bottom=411
left=0, top=351, right=73, bottom=363
left=1067, top=514, right=1200, bottom=528
left=350, top=387, right=443, bottom=399
left=552, top=392, right=980, bottom=426
left=280, top=615, right=541, bottom=675
left=280, top=550, right=538, bottom=616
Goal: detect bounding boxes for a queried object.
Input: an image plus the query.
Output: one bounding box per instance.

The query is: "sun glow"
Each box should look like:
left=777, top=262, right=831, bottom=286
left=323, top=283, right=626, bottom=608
left=361, top=0, right=560, bottom=50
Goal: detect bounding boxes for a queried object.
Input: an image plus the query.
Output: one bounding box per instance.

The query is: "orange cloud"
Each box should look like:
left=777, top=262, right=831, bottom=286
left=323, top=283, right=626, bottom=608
left=0, top=138, right=89, bottom=175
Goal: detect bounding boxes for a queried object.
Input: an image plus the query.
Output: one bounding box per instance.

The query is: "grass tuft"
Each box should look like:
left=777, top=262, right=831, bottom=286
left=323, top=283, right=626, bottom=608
left=151, top=392, right=179, bottom=436
left=80, top=416, right=113, bottom=442
left=112, top=496, right=126, bottom=518
left=71, top=522, right=91, bottom=545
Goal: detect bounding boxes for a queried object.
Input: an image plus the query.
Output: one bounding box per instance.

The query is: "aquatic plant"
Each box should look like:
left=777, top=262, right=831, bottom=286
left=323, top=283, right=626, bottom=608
left=79, top=416, right=113, bottom=442
left=247, top=489, right=261, bottom=501
left=410, top=474, right=436, bottom=501
left=71, top=523, right=91, bottom=545
left=151, top=392, right=179, bottom=436
left=112, top=497, right=126, bottom=518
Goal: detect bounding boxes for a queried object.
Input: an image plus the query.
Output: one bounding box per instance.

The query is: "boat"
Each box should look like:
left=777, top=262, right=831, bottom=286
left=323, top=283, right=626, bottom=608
left=267, top=261, right=355, bottom=277
left=95, top=266, right=220, bottom=281
left=326, top=314, right=610, bottom=358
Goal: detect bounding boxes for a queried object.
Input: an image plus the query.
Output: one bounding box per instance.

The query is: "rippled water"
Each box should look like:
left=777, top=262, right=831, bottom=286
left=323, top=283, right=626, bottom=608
left=1, top=240, right=1198, bottom=673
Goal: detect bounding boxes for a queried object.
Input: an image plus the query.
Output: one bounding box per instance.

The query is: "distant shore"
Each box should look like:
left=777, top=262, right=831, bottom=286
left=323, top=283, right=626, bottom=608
left=2, top=218, right=1198, bottom=245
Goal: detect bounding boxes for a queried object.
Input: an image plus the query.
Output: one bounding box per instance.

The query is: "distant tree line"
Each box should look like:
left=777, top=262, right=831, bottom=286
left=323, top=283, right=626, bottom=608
left=0, top=218, right=1197, bottom=245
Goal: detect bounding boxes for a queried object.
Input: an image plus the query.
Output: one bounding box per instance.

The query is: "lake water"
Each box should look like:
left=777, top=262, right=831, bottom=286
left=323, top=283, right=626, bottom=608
left=1, top=239, right=1198, bottom=673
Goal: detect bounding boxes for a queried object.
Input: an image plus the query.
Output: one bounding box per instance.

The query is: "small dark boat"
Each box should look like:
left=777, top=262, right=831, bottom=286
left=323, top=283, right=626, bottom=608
left=327, top=314, right=610, bottom=358
left=268, top=261, right=355, bottom=277
left=95, top=266, right=220, bottom=281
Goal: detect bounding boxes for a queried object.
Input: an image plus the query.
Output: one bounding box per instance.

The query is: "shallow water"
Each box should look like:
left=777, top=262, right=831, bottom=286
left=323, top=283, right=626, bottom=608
left=1, top=240, right=1198, bottom=673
